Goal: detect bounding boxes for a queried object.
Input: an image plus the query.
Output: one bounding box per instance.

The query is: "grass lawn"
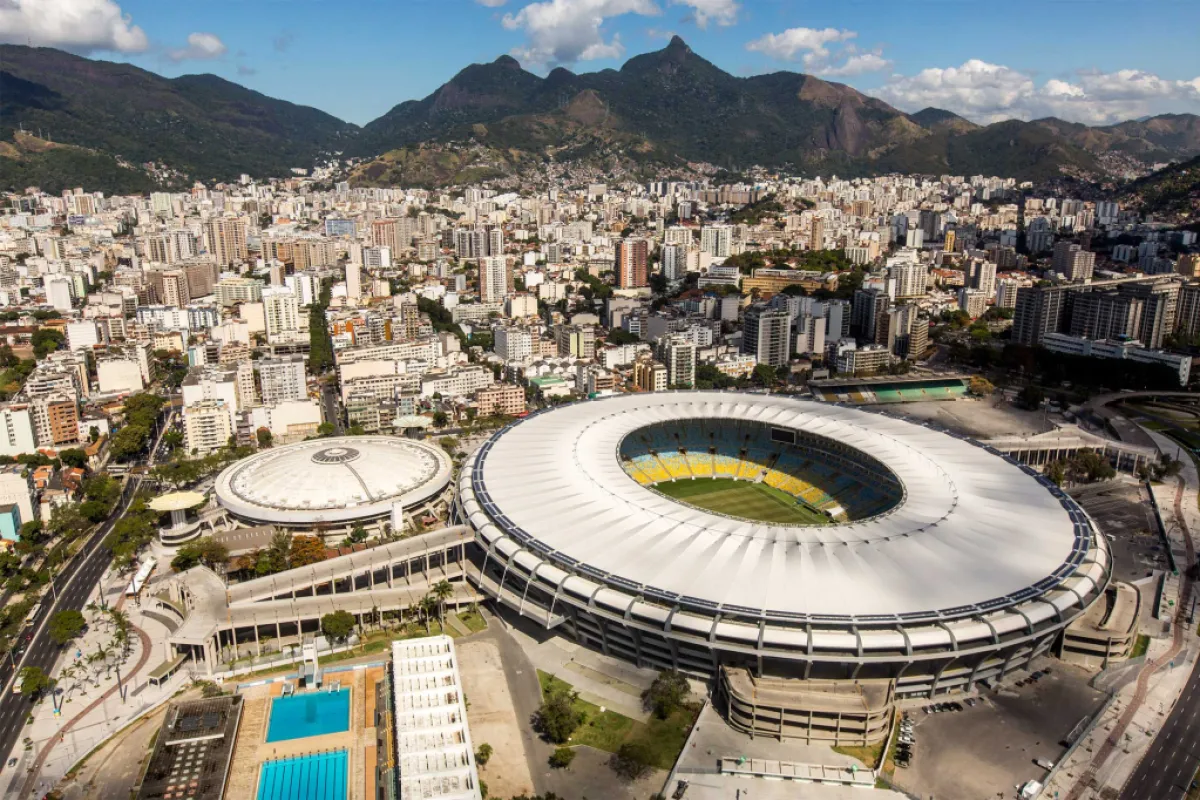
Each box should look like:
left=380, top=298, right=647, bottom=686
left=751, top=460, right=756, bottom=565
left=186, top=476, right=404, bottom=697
left=833, top=738, right=885, bottom=770
left=537, top=670, right=698, bottom=769
left=654, top=478, right=827, bottom=525
left=457, top=609, right=488, bottom=633
left=1130, top=633, right=1151, bottom=659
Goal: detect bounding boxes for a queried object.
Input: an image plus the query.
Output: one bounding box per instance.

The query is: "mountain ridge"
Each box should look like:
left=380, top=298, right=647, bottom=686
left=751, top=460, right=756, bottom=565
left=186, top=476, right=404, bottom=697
left=2, top=40, right=1200, bottom=192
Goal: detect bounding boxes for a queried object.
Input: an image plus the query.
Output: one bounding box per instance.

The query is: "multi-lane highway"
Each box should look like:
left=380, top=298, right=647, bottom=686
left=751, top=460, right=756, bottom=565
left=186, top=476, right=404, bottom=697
left=1119, top=651, right=1200, bottom=800
left=0, top=407, right=171, bottom=784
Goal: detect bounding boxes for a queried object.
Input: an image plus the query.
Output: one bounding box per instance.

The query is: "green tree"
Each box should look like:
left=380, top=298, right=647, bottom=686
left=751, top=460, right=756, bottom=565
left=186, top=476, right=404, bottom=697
left=475, top=743, right=493, bottom=766
left=19, top=666, right=55, bottom=697
left=321, top=610, right=356, bottom=642
left=58, top=448, right=88, bottom=469
left=289, top=535, right=326, bottom=567
left=432, top=411, right=449, bottom=428
left=611, top=740, right=654, bottom=780
left=48, top=609, right=86, bottom=645
left=534, top=686, right=585, bottom=744
left=642, top=669, right=690, bottom=719
left=317, top=422, right=336, bottom=437
left=549, top=747, right=575, bottom=769
left=256, top=427, right=273, bottom=449
left=1016, top=385, right=1044, bottom=411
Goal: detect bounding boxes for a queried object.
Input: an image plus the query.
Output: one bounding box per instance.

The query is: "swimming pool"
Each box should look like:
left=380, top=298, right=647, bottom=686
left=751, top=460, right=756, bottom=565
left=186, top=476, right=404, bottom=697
left=265, top=688, right=351, bottom=742
left=257, top=750, right=347, bottom=800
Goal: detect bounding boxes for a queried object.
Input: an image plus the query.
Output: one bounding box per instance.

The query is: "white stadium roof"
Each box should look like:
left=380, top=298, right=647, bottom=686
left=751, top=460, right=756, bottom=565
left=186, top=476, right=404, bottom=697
left=467, top=392, right=1090, bottom=621
left=215, top=436, right=452, bottom=525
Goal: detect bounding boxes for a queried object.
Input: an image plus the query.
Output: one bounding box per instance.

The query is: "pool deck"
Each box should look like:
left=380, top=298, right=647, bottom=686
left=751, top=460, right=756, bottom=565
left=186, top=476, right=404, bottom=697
left=227, top=666, right=386, bottom=800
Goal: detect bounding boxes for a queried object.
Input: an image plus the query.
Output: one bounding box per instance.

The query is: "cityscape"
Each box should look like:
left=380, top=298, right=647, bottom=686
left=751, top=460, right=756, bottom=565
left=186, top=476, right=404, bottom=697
left=2, top=2, right=1200, bottom=800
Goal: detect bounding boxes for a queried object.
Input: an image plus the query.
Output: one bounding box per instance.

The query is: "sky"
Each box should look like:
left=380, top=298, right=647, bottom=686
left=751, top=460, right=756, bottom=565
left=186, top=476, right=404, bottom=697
left=5, top=0, right=1200, bottom=128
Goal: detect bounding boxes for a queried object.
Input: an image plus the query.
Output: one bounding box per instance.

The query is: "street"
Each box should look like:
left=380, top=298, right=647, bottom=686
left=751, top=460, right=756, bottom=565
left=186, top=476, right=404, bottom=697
left=1119, top=651, right=1200, bottom=800
left=0, top=407, right=171, bottom=787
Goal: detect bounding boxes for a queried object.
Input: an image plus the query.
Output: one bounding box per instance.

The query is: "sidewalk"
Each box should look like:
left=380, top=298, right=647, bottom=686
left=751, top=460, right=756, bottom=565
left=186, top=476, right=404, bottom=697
left=0, top=559, right=193, bottom=799
left=1047, top=431, right=1200, bottom=800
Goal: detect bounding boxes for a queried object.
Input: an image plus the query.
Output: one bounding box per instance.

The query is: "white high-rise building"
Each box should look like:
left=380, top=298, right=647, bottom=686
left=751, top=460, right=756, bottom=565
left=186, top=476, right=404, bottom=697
left=655, top=334, right=697, bottom=389
left=0, top=404, right=37, bottom=457
left=480, top=257, right=511, bottom=303
left=661, top=244, right=685, bottom=280
left=46, top=277, right=74, bottom=311
left=700, top=226, right=733, bottom=259
left=494, top=327, right=532, bottom=363
left=257, top=355, right=308, bottom=406
left=346, top=262, right=363, bottom=301
left=262, top=287, right=301, bottom=342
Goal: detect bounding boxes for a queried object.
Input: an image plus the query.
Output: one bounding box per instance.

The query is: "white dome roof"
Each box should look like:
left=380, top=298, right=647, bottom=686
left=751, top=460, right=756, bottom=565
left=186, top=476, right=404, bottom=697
left=214, top=436, right=452, bottom=525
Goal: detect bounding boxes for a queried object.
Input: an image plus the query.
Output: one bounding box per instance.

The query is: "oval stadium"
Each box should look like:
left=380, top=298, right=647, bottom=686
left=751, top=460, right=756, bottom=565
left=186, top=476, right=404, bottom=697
left=214, top=435, right=453, bottom=534
left=455, top=391, right=1111, bottom=744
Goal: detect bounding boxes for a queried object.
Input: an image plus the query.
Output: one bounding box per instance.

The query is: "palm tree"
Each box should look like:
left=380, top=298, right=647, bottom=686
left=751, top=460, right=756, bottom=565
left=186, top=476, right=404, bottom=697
left=419, top=595, right=438, bottom=633
left=432, top=580, right=454, bottom=625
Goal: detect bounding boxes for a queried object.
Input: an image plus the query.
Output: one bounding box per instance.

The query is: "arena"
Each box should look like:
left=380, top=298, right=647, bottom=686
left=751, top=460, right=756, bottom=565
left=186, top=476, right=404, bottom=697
left=214, top=435, right=453, bottom=535
left=455, top=392, right=1111, bottom=744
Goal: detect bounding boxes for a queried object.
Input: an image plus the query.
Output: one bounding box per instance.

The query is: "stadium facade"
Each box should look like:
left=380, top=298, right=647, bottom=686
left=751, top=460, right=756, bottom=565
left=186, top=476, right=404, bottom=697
left=455, top=392, right=1110, bottom=744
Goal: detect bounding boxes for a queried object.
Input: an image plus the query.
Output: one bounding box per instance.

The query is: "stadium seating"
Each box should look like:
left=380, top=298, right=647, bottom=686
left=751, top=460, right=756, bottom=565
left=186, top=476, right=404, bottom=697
left=618, top=419, right=903, bottom=519
left=687, top=452, right=714, bottom=477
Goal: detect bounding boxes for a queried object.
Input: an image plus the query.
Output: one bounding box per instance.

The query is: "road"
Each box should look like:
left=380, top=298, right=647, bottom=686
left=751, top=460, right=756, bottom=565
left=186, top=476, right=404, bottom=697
left=1119, top=652, right=1200, bottom=800
left=0, top=407, right=170, bottom=783
left=320, top=382, right=343, bottom=434
left=0, top=476, right=142, bottom=777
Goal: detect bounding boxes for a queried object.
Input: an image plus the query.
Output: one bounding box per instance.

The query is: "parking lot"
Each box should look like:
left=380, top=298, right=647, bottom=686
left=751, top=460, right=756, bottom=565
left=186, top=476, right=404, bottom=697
left=1070, top=481, right=1169, bottom=584
left=893, top=661, right=1106, bottom=800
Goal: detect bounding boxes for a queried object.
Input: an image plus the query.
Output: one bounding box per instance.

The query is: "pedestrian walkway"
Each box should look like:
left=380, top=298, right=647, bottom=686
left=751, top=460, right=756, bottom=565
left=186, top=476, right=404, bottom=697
left=0, top=565, right=193, bottom=799
left=1050, top=433, right=1200, bottom=800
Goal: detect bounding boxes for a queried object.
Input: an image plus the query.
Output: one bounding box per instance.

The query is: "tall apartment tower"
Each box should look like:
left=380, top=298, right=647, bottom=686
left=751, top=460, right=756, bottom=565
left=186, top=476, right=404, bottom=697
left=203, top=218, right=248, bottom=266
left=810, top=218, right=825, bottom=251
left=480, top=257, right=512, bottom=303
left=615, top=239, right=649, bottom=289
left=742, top=306, right=791, bottom=368
left=655, top=334, right=697, bottom=388
left=1052, top=242, right=1096, bottom=282
left=1012, top=285, right=1066, bottom=346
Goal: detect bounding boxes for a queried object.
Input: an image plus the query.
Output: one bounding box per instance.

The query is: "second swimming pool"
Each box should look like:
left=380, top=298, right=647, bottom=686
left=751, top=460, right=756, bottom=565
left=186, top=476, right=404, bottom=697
left=265, top=688, right=351, bottom=743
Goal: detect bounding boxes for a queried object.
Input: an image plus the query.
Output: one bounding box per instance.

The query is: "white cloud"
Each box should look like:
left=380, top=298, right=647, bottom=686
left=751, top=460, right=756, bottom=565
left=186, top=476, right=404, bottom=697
left=746, top=27, right=855, bottom=63
left=745, top=26, right=890, bottom=76
left=672, top=0, right=739, bottom=29
left=873, top=60, right=1200, bottom=125
left=816, top=47, right=891, bottom=78
left=0, top=0, right=148, bottom=53
left=166, top=32, right=228, bottom=62
left=502, top=0, right=661, bottom=66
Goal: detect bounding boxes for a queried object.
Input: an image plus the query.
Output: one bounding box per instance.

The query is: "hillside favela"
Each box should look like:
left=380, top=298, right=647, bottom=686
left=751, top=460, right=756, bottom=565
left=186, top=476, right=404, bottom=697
left=2, top=1, right=1200, bottom=799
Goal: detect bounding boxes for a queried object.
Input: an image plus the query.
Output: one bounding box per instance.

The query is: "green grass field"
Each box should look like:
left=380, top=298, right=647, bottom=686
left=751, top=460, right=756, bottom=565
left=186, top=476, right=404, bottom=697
left=654, top=478, right=828, bottom=525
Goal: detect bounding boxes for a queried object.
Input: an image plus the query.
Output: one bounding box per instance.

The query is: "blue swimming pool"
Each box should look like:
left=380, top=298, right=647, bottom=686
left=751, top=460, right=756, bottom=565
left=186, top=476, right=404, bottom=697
left=257, top=750, right=347, bottom=800
left=265, top=688, right=350, bottom=743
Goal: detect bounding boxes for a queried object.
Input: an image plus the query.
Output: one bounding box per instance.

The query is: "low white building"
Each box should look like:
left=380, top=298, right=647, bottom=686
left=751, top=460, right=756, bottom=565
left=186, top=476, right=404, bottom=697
left=1042, top=333, right=1193, bottom=386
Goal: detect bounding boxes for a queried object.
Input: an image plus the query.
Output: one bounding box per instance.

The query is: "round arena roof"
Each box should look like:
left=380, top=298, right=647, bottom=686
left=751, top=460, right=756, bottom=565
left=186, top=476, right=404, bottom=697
left=215, top=436, right=452, bottom=525
left=463, top=392, right=1095, bottom=621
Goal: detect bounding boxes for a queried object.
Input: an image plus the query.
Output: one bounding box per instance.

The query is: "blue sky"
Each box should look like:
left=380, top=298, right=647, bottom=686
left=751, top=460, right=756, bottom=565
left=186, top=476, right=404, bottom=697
left=9, top=0, right=1200, bottom=126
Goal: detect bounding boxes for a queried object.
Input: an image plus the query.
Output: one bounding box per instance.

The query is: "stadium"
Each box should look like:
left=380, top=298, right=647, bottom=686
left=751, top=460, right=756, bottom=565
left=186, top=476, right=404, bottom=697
left=214, top=436, right=453, bottom=536
left=455, top=392, right=1111, bottom=744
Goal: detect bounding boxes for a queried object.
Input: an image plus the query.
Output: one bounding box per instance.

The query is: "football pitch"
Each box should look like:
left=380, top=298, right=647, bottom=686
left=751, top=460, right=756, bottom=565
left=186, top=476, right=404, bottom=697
left=653, top=478, right=828, bottom=525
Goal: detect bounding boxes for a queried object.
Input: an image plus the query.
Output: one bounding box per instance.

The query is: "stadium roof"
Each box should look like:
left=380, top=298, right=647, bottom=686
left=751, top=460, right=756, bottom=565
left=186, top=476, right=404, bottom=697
left=214, top=436, right=452, bottom=525
left=467, top=392, right=1089, bottom=620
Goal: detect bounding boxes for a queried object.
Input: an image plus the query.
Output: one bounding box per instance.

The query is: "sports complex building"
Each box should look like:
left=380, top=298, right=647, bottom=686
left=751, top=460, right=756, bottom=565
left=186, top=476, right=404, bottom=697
left=212, top=436, right=453, bottom=536
left=455, top=391, right=1111, bottom=744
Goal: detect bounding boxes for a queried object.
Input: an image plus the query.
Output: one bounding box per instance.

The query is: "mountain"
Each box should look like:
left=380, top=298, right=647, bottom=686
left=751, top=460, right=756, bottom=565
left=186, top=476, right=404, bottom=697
left=870, top=119, right=1102, bottom=181
left=0, top=131, right=158, bottom=195
left=1031, top=114, right=1200, bottom=161
left=3, top=40, right=1200, bottom=193
left=358, top=36, right=928, bottom=173
left=908, top=107, right=979, bottom=134
left=0, top=45, right=357, bottom=189
left=1122, top=154, right=1200, bottom=220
